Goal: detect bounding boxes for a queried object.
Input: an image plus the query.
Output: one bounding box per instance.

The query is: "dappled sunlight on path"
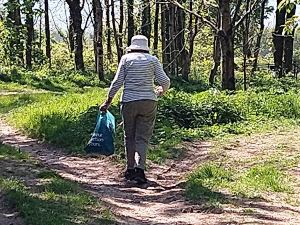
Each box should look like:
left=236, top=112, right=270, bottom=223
left=1, top=118, right=300, bottom=225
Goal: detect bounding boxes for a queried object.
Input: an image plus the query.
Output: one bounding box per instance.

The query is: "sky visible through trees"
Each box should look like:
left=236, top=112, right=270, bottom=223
left=0, top=0, right=299, bottom=34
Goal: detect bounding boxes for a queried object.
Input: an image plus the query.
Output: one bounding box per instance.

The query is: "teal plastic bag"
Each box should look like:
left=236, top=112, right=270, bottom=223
left=85, top=111, right=115, bottom=156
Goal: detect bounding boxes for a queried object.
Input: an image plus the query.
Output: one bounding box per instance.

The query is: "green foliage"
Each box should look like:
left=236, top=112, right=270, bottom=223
left=3, top=74, right=300, bottom=160
left=0, top=66, right=105, bottom=92
left=5, top=90, right=107, bottom=152
left=158, top=90, right=244, bottom=129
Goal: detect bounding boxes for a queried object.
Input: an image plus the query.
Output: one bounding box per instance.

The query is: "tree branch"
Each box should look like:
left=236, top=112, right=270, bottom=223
left=234, top=0, right=261, bottom=29
left=165, top=0, right=218, bottom=31
left=82, top=9, right=93, bottom=32
left=80, top=0, right=86, bottom=10
left=232, top=0, right=243, bottom=25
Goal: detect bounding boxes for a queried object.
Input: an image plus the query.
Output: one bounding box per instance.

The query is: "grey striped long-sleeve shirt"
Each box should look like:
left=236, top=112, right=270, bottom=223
left=108, top=52, right=170, bottom=103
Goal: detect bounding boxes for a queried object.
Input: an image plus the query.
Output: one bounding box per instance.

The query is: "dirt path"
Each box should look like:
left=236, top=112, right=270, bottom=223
left=1, top=118, right=300, bottom=225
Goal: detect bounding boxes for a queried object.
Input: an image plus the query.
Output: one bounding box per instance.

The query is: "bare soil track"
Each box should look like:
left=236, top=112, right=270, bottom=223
left=1, top=118, right=300, bottom=225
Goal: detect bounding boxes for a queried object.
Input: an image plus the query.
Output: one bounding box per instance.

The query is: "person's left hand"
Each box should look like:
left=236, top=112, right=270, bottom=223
left=99, top=97, right=112, bottom=112
left=99, top=102, right=110, bottom=112
left=155, top=86, right=164, bottom=97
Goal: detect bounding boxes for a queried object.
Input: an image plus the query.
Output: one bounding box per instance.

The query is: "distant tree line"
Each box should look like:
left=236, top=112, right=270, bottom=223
left=0, top=0, right=299, bottom=90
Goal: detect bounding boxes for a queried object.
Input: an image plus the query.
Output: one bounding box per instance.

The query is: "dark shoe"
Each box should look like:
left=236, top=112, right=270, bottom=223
left=134, top=168, right=147, bottom=184
left=124, top=168, right=136, bottom=181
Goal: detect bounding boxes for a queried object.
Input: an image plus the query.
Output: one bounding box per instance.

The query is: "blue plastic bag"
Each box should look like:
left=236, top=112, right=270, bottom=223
left=85, top=111, right=115, bottom=156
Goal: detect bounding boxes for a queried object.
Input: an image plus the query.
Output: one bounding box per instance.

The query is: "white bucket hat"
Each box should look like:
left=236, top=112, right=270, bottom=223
left=127, top=35, right=150, bottom=52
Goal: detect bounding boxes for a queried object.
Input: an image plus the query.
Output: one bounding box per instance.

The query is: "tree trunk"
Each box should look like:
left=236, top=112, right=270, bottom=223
left=176, top=0, right=186, bottom=78
left=25, top=0, right=34, bottom=69
left=184, top=0, right=193, bottom=80
left=169, top=5, right=176, bottom=75
left=182, top=0, right=198, bottom=81
left=161, top=3, right=169, bottom=74
left=39, top=2, right=42, bottom=50
left=284, top=5, right=296, bottom=73
left=242, top=0, right=251, bottom=91
left=209, top=12, right=220, bottom=86
left=111, top=0, right=122, bottom=62
left=153, top=0, right=159, bottom=55
left=66, top=0, right=84, bottom=70
left=69, top=15, right=75, bottom=54
left=119, top=0, right=124, bottom=56
left=141, top=0, right=151, bottom=43
left=209, top=34, right=221, bottom=86
left=105, top=0, right=112, bottom=62
left=164, top=4, right=171, bottom=74
left=127, top=0, right=134, bottom=46
left=92, top=0, right=104, bottom=81
left=45, top=0, right=51, bottom=66
left=251, top=0, right=267, bottom=76
left=6, top=0, right=23, bottom=65
left=219, top=0, right=235, bottom=90
left=273, top=0, right=286, bottom=77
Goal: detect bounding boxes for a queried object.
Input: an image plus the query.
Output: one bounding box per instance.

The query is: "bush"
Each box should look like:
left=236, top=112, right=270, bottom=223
left=158, top=90, right=244, bottom=129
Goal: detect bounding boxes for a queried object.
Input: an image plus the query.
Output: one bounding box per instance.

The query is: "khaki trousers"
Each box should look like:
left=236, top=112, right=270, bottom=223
left=121, top=100, right=157, bottom=170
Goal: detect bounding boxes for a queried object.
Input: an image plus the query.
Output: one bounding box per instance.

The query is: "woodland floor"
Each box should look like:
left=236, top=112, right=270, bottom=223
left=1, top=104, right=300, bottom=224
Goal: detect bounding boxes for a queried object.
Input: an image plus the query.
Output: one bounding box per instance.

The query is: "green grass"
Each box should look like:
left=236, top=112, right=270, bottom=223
left=0, top=66, right=108, bottom=92
left=0, top=93, right=57, bottom=114
left=0, top=143, right=30, bottom=160
left=0, top=143, right=115, bottom=225
left=0, top=81, right=36, bottom=92
left=1, top=72, right=300, bottom=163
left=185, top=163, right=292, bottom=203
left=2, top=84, right=300, bottom=162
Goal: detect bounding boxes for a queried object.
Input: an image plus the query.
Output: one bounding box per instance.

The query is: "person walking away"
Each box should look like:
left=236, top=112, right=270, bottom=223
left=100, top=35, right=170, bottom=184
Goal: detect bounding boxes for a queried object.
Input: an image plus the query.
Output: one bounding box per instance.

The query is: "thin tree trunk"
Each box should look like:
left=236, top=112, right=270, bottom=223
left=39, top=1, right=42, bottom=50
left=92, top=0, right=104, bottom=81
left=25, top=0, right=34, bottom=69
left=161, top=3, right=168, bottom=74
left=164, top=4, right=171, bottom=74
left=7, top=0, right=23, bottom=65
left=153, top=0, right=159, bottom=55
left=119, top=0, right=124, bottom=56
left=45, top=0, right=51, bottom=66
left=169, top=5, right=176, bottom=75
left=176, top=0, right=185, bottom=78
left=66, top=0, right=84, bottom=70
left=182, top=0, right=198, bottom=81
left=243, top=0, right=251, bottom=91
left=209, top=34, right=221, bottom=86
left=141, top=0, right=151, bottom=43
left=209, top=12, right=220, bottom=86
left=284, top=5, right=296, bottom=73
left=273, top=0, right=286, bottom=77
left=127, top=0, right=134, bottom=45
left=111, top=0, right=122, bottom=62
left=105, top=0, right=112, bottom=62
left=219, top=0, right=235, bottom=90
left=251, top=0, right=267, bottom=76
left=69, top=16, right=75, bottom=54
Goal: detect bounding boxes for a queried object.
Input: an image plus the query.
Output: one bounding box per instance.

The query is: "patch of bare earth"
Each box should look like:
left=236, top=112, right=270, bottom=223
left=1, top=118, right=300, bottom=225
